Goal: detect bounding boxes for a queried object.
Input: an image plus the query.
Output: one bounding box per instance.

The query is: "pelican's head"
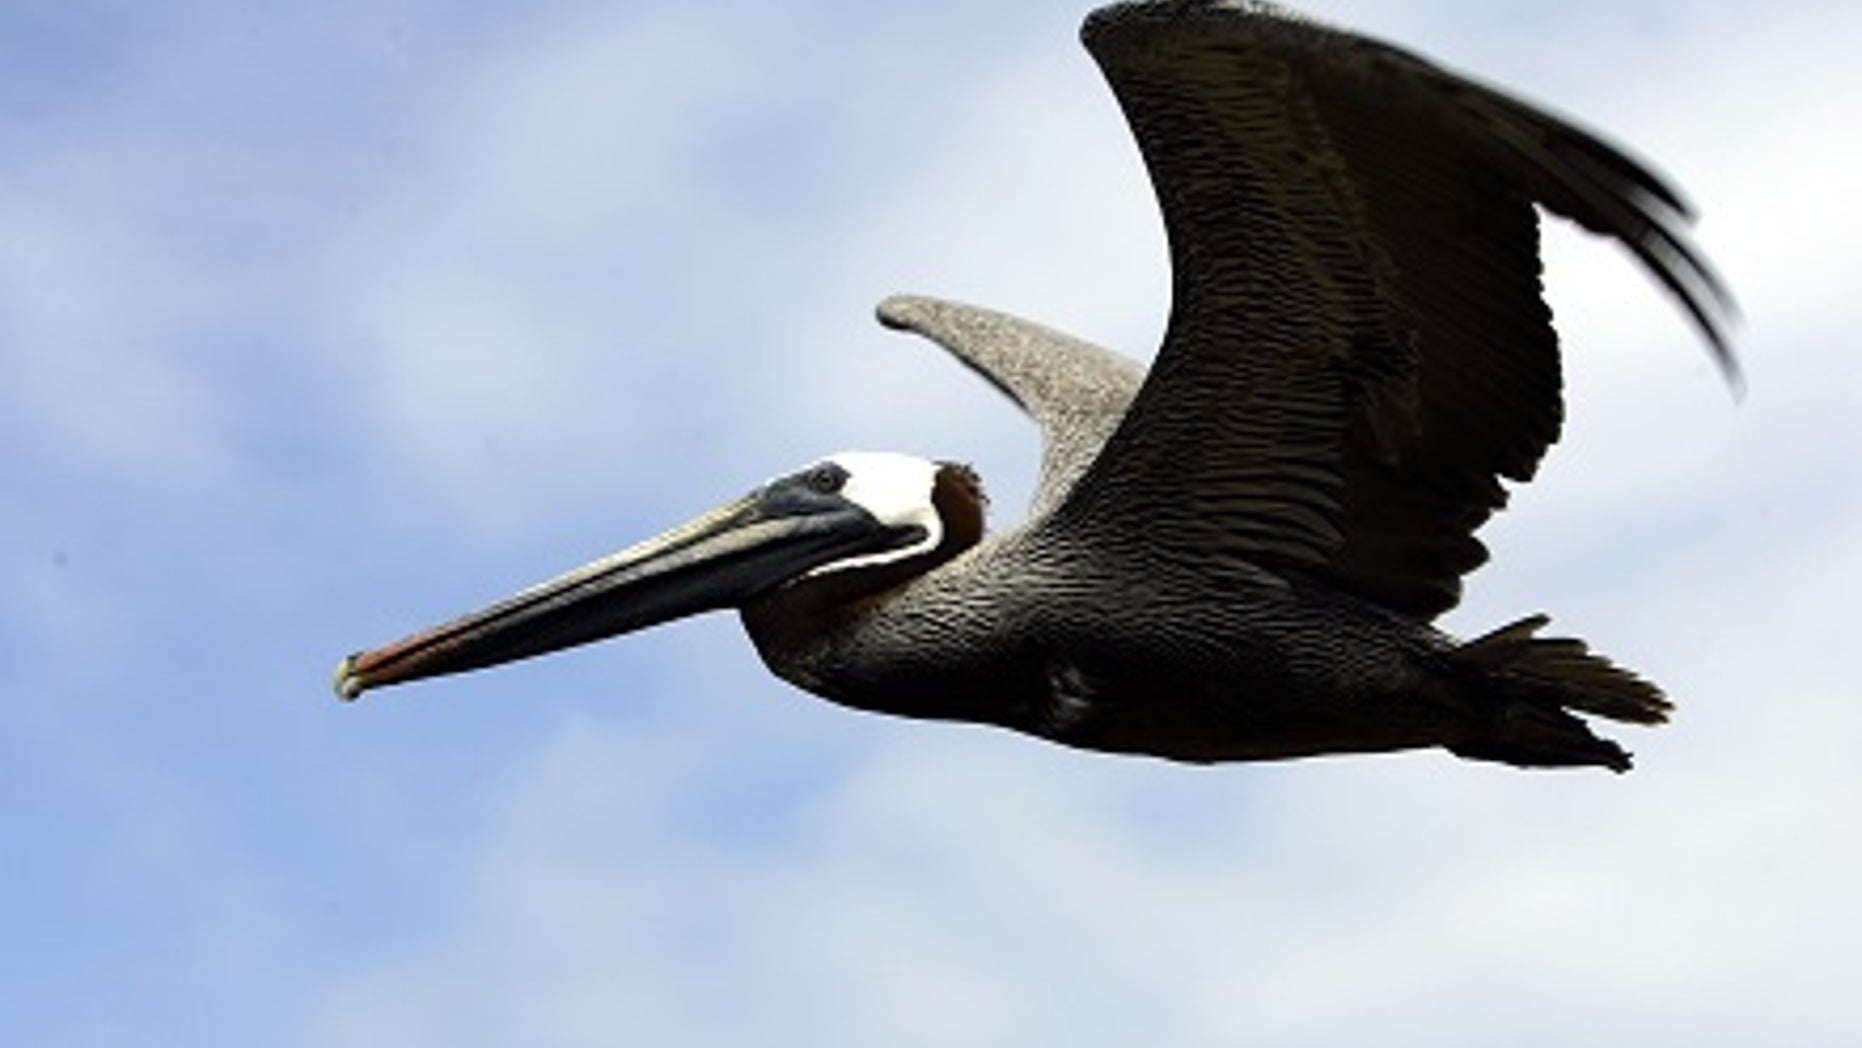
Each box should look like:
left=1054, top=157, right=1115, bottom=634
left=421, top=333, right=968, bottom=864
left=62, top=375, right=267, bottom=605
left=333, top=451, right=984, bottom=699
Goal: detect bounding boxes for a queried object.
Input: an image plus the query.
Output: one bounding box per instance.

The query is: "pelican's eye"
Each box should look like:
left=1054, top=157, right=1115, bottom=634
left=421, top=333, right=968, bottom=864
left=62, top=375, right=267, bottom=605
left=805, top=463, right=848, bottom=495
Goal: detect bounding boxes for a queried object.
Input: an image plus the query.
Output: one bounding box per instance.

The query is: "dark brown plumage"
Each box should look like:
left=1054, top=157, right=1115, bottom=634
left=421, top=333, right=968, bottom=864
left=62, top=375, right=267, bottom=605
left=1068, top=0, right=1733, bottom=617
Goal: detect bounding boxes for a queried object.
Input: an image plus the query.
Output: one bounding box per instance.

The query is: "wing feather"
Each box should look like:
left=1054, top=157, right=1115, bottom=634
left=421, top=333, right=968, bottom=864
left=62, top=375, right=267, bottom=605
left=1046, top=0, right=1736, bottom=615
left=877, top=294, right=1146, bottom=519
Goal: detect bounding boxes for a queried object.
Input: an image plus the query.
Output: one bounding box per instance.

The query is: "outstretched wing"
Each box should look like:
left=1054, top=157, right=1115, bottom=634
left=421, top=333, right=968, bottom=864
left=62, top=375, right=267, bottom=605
left=878, top=294, right=1146, bottom=520
left=1047, top=0, right=1736, bottom=616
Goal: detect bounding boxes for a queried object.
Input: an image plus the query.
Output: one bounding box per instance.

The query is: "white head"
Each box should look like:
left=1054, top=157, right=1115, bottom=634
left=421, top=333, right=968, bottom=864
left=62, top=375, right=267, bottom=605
left=807, top=450, right=944, bottom=574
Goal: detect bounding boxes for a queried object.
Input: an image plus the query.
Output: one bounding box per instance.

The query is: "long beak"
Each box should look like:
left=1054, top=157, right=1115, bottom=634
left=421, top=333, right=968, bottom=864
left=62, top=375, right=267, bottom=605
left=333, top=489, right=901, bottom=700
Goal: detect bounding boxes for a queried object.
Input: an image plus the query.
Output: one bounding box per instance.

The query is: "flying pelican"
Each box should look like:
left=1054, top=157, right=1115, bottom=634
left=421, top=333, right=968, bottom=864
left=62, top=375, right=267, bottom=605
left=334, top=0, right=1737, bottom=771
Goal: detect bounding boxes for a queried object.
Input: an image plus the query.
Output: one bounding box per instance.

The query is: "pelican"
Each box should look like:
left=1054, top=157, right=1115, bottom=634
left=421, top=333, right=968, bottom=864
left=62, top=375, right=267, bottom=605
left=335, top=0, right=1737, bottom=771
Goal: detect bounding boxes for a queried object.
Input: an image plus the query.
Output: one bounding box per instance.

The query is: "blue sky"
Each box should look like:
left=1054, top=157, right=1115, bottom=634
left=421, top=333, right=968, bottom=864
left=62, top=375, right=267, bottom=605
left=4, top=0, right=1858, bottom=1043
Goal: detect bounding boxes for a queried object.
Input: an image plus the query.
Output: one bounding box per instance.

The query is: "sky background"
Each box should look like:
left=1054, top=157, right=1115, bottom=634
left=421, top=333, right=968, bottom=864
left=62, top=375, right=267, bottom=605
left=4, top=0, right=1858, bottom=1044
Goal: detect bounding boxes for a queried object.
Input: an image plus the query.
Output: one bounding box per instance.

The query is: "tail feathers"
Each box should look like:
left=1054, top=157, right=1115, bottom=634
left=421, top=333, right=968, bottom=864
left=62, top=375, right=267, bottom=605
left=1449, top=614, right=1672, bottom=772
left=1448, top=701, right=1635, bottom=773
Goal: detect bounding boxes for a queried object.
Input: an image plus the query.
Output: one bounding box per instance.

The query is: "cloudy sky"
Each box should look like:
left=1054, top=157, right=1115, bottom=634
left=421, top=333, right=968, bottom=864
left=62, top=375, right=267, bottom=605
left=4, top=0, right=1858, bottom=1043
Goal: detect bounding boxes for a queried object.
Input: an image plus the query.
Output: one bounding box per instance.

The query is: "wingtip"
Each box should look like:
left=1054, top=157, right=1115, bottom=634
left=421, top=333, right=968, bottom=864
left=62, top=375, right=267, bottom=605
left=1677, top=269, right=1744, bottom=398
left=875, top=293, right=921, bottom=330
left=1717, top=347, right=1747, bottom=403
left=877, top=293, right=951, bottom=334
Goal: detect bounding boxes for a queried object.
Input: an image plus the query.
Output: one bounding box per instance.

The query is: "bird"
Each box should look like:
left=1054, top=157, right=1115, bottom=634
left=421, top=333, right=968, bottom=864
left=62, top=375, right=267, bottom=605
left=334, top=0, right=1737, bottom=772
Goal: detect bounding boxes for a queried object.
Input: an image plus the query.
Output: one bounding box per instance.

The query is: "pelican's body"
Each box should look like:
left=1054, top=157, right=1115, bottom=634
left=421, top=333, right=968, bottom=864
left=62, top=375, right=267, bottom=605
left=337, top=1, right=1737, bottom=772
left=746, top=508, right=1476, bottom=765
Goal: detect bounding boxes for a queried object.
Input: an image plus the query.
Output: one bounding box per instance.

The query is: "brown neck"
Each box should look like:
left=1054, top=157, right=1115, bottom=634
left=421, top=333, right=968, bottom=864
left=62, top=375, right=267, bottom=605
left=741, top=462, right=986, bottom=658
